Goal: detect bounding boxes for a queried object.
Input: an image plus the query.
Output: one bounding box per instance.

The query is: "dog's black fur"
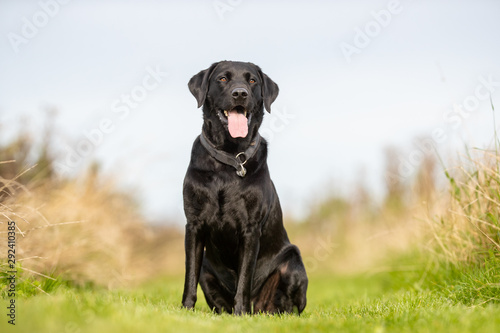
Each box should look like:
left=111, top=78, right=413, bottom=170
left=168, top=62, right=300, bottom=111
left=182, top=61, right=308, bottom=315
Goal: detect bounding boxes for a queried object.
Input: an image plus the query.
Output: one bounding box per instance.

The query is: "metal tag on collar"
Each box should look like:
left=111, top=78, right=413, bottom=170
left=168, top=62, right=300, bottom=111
left=236, top=164, right=247, bottom=177
left=235, top=152, right=248, bottom=177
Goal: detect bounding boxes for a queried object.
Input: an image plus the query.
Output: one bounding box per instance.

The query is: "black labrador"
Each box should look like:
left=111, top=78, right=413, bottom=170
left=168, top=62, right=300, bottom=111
left=182, top=61, right=308, bottom=315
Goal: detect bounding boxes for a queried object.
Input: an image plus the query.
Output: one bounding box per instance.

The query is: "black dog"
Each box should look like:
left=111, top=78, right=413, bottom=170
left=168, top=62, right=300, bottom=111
left=182, top=61, right=308, bottom=315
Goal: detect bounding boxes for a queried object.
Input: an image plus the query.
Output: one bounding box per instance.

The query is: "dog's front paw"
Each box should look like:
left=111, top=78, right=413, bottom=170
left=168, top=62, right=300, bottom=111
left=233, top=302, right=250, bottom=315
left=182, top=295, right=197, bottom=310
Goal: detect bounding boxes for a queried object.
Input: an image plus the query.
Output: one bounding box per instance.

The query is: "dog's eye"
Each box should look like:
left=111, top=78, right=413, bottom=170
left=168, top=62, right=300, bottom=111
left=249, top=79, right=256, bottom=84
left=219, top=77, right=227, bottom=82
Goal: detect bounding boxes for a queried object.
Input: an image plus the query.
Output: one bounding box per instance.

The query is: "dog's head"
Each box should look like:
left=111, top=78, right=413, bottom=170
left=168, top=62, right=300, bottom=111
left=188, top=61, right=279, bottom=141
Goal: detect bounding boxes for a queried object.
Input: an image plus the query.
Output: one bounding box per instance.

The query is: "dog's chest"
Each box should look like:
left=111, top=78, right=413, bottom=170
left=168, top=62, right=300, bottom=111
left=200, top=182, right=261, bottom=230
left=210, top=187, right=250, bottom=226
left=184, top=166, right=268, bottom=238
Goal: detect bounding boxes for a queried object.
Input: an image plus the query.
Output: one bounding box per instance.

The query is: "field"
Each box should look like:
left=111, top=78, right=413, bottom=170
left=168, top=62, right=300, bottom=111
left=1, top=125, right=500, bottom=332
left=2, top=270, right=500, bottom=333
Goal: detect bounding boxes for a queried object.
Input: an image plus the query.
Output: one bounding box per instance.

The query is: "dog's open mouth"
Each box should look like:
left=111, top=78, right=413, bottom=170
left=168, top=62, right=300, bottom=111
left=218, top=106, right=250, bottom=138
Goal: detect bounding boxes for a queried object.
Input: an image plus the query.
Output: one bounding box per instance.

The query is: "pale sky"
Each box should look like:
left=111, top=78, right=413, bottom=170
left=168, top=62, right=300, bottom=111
left=1, top=0, right=500, bottom=224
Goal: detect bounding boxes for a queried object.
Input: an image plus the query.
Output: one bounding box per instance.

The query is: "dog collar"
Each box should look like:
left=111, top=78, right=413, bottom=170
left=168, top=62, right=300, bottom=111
left=199, top=131, right=261, bottom=177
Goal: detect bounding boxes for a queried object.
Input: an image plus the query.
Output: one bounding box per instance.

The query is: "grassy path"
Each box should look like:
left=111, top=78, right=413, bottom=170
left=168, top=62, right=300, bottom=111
left=2, top=274, right=500, bottom=333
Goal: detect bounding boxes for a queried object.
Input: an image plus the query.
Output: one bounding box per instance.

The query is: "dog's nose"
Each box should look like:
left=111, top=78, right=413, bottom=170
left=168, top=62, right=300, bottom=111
left=231, top=88, right=248, bottom=99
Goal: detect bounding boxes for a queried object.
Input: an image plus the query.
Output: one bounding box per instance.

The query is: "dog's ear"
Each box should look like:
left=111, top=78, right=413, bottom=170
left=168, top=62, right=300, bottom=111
left=188, top=62, right=219, bottom=108
left=260, top=71, right=279, bottom=113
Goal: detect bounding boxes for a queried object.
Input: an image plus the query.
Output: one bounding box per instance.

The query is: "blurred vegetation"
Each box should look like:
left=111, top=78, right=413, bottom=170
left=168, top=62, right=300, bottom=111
left=0, top=115, right=55, bottom=191
left=289, top=128, right=500, bottom=306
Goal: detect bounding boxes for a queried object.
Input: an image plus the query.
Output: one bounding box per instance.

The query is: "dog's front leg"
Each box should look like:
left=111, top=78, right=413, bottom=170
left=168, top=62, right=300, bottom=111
left=182, top=223, right=205, bottom=309
left=234, top=226, right=260, bottom=315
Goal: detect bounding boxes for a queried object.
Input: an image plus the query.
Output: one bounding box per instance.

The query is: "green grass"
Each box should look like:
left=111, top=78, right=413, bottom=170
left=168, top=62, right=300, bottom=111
left=422, top=257, right=500, bottom=306
left=2, top=270, right=500, bottom=333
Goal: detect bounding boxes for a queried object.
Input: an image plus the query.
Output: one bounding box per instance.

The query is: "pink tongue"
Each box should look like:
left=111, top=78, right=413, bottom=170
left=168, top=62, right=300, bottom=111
left=227, top=110, right=248, bottom=138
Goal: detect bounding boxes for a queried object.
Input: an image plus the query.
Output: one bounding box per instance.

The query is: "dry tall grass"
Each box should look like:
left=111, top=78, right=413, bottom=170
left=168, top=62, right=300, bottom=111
left=1, top=120, right=185, bottom=290
left=426, top=149, right=500, bottom=267
left=0, top=166, right=184, bottom=289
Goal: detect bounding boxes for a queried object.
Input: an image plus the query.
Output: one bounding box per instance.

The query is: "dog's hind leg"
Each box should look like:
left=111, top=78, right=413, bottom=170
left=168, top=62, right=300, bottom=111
left=276, top=253, right=308, bottom=314
left=253, top=245, right=308, bottom=314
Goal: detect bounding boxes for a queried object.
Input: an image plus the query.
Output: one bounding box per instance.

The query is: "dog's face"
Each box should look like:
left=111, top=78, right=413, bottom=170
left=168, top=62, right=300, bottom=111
left=188, top=61, right=279, bottom=141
